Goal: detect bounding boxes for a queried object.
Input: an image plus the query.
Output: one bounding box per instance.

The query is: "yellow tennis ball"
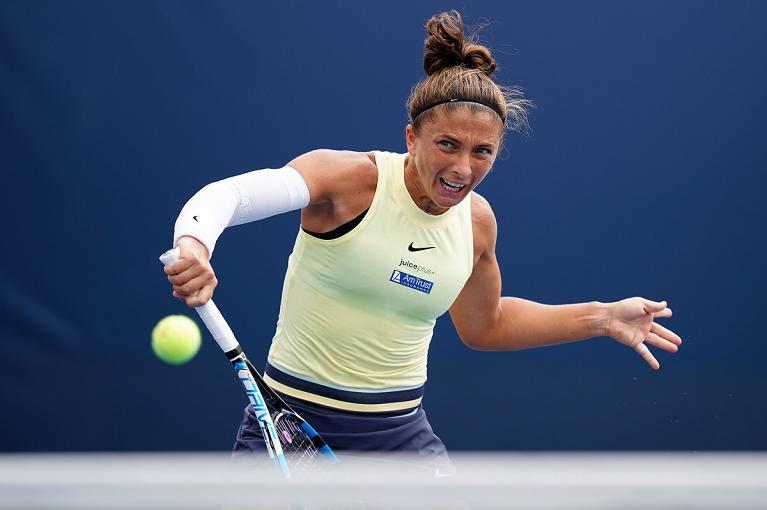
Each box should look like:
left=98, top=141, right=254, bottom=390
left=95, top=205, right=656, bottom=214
left=151, top=315, right=201, bottom=364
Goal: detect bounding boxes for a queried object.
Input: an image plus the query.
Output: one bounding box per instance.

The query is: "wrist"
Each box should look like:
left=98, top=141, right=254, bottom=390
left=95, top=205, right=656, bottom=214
left=591, top=301, right=612, bottom=338
left=176, top=235, right=210, bottom=260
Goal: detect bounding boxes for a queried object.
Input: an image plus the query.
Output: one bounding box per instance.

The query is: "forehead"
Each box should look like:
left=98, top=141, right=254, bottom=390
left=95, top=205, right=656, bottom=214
left=418, top=106, right=504, bottom=143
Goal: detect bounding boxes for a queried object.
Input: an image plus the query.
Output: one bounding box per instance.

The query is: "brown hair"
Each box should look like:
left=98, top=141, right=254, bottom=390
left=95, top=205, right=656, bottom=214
left=407, top=11, right=531, bottom=134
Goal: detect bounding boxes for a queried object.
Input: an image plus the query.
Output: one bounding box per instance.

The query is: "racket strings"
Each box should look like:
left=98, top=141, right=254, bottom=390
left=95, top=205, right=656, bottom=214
left=273, top=413, right=322, bottom=471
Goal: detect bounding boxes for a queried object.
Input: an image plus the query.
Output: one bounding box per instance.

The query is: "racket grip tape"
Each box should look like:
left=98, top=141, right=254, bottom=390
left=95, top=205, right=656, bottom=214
left=159, top=247, right=239, bottom=353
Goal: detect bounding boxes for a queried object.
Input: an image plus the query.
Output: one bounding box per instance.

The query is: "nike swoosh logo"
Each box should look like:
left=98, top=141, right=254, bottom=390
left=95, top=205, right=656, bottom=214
left=408, top=242, right=435, bottom=252
left=193, top=215, right=200, bottom=222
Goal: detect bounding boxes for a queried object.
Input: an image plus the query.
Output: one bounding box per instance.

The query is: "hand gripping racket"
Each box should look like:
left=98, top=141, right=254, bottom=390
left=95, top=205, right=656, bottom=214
left=160, top=247, right=337, bottom=476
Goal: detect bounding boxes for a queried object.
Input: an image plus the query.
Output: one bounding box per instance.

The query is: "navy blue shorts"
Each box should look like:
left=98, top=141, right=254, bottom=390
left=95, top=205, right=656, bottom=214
left=232, top=394, right=453, bottom=473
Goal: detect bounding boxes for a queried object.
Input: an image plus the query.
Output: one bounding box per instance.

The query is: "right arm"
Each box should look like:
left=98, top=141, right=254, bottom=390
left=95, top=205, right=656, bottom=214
left=164, top=150, right=376, bottom=307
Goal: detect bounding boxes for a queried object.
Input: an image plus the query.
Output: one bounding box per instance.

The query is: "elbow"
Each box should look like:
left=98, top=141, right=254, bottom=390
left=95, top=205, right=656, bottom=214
left=457, top=326, right=525, bottom=352
left=457, top=330, right=506, bottom=351
left=458, top=332, right=485, bottom=350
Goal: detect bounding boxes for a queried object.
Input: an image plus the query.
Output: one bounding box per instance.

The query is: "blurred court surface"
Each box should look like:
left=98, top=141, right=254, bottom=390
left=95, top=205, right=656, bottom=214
left=2, top=452, right=766, bottom=509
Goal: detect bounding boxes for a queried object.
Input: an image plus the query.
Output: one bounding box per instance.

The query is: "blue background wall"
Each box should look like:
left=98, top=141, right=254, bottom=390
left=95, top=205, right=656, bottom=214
left=1, top=0, right=764, bottom=452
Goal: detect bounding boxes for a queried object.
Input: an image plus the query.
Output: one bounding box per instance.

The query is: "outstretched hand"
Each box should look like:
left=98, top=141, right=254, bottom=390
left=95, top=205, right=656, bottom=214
left=607, top=297, right=682, bottom=370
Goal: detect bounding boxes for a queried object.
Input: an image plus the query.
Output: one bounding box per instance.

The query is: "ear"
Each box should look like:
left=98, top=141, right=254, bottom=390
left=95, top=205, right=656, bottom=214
left=405, top=123, right=417, bottom=156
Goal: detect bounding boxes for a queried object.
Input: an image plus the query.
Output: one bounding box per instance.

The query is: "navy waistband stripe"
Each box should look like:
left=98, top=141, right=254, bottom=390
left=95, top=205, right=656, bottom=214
left=265, top=363, right=425, bottom=405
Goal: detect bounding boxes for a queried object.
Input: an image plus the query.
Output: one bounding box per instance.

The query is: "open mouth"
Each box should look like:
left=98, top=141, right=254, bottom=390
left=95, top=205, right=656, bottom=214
left=439, top=177, right=467, bottom=194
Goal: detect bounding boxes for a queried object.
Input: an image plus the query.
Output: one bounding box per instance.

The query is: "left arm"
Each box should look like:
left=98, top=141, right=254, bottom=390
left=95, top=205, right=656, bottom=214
left=449, top=194, right=682, bottom=369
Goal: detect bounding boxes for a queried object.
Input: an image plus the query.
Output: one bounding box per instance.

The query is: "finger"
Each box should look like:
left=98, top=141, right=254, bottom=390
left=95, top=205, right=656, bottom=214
left=167, top=264, right=207, bottom=286
left=642, top=299, right=667, bottom=313
left=185, top=284, right=214, bottom=308
left=174, top=272, right=216, bottom=296
left=173, top=285, right=210, bottom=307
left=651, top=322, right=682, bottom=345
left=634, top=342, right=660, bottom=370
left=645, top=332, right=678, bottom=353
left=163, top=256, right=197, bottom=276
left=654, top=307, right=673, bottom=319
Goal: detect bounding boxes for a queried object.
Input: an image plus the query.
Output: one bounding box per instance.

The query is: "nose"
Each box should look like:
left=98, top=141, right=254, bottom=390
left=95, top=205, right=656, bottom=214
left=451, top=151, right=473, bottom=182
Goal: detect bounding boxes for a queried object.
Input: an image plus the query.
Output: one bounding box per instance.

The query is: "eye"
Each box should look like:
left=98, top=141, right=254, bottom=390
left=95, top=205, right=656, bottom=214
left=475, top=147, right=494, bottom=156
left=437, top=139, right=455, bottom=149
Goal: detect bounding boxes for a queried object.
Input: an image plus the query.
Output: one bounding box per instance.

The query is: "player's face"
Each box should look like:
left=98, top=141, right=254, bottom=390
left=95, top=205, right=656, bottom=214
left=405, top=107, right=503, bottom=214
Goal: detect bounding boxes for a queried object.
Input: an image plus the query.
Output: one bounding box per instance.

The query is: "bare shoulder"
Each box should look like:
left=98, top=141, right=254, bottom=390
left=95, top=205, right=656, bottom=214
left=470, top=191, right=497, bottom=237
left=289, top=149, right=377, bottom=205
left=470, top=191, right=498, bottom=262
left=290, top=149, right=376, bottom=174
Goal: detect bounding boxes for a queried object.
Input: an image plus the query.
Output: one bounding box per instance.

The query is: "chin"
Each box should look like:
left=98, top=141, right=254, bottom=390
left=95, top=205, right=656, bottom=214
left=433, top=193, right=465, bottom=209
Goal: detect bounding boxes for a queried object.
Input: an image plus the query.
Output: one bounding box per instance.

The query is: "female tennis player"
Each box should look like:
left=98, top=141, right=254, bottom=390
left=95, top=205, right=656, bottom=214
left=163, top=11, right=682, bottom=470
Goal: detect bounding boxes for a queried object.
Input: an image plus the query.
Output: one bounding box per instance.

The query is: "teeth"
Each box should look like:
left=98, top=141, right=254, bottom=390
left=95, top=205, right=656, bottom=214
left=440, top=178, right=466, bottom=190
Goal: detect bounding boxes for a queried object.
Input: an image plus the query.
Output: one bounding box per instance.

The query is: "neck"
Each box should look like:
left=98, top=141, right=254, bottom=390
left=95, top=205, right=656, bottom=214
left=403, top=155, right=448, bottom=215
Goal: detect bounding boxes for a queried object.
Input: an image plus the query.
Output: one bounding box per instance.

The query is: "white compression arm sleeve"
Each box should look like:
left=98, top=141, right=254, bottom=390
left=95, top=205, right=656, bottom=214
left=173, top=166, right=310, bottom=258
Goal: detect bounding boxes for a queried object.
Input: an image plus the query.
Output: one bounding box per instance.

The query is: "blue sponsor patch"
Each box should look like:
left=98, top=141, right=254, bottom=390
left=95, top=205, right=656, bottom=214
left=390, top=270, right=434, bottom=294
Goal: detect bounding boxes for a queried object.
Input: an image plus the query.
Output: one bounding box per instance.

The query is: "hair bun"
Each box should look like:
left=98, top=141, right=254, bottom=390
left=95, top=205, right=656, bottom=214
left=461, top=43, right=497, bottom=76
left=423, top=11, right=497, bottom=77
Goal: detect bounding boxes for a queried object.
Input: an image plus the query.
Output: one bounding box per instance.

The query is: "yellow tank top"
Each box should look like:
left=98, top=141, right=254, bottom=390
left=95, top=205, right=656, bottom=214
left=265, top=151, right=473, bottom=412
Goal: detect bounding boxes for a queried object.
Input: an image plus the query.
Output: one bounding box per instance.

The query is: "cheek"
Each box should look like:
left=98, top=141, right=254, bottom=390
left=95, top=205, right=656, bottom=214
left=473, top=165, right=493, bottom=185
left=428, top=150, right=453, bottom=170
left=418, top=150, right=442, bottom=175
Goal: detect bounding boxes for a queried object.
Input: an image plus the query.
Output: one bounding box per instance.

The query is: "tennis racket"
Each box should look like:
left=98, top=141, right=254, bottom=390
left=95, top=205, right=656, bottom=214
left=159, top=247, right=337, bottom=476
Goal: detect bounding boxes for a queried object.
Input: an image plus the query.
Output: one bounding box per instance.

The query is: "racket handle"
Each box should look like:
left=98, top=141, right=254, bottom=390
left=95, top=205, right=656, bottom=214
left=159, top=247, right=239, bottom=353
